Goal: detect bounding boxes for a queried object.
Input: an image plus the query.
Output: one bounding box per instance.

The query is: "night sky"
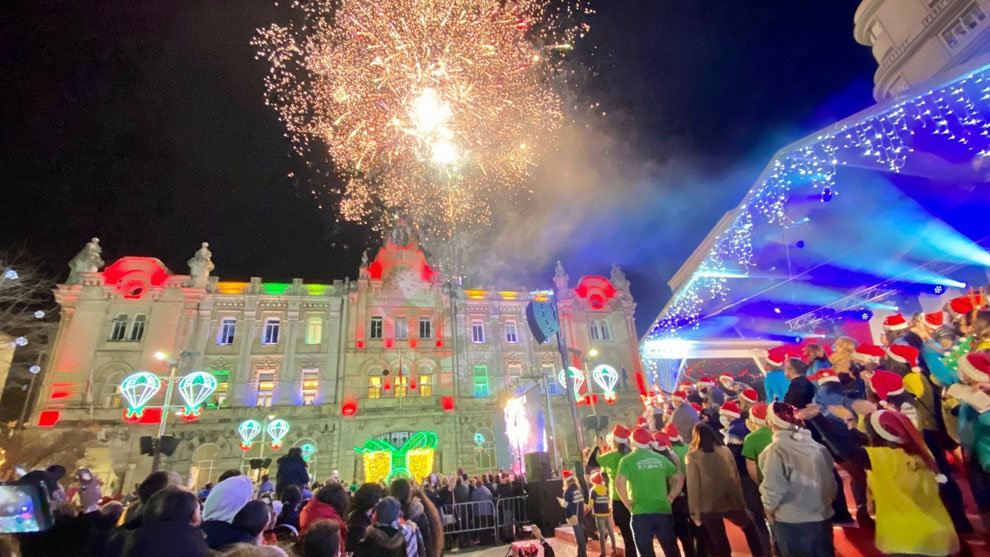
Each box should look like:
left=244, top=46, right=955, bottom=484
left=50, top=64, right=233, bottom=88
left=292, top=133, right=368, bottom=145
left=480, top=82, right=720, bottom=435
left=0, top=1, right=876, bottom=334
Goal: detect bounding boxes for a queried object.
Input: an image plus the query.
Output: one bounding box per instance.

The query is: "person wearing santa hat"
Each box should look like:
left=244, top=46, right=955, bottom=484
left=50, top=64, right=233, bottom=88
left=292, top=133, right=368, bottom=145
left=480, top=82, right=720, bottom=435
left=759, top=403, right=836, bottom=557
left=763, top=346, right=793, bottom=403
left=956, top=352, right=990, bottom=526
left=588, top=471, right=617, bottom=557
left=740, top=402, right=773, bottom=554
left=882, top=313, right=911, bottom=346
left=809, top=368, right=851, bottom=412
left=860, top=410, right=959, bottom=556
left=720, top=400, right=747, bottom=446
left=594, top=424, right=637, bottom=557
left=738, top=388, right=759, bottom=411
left=615, top=428, right=684, bottom=557
left=669, top=389, right=699, bottom=447
left=684, top=422, right=766, bottom=557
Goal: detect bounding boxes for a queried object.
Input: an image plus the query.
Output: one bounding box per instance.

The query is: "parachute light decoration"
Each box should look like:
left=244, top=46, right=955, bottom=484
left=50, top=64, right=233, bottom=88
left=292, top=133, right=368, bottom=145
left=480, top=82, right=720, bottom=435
left=238, top=419, right=263, bottom=451
left=177, top=372, right=218, bottom=420
left=592, top=364, right=619, bottom=403
left=266, top=419, right=291, bottom=450
left=300, top=443, right=317, bottom=461
left=120, top=372, right=162, bottom=421
left=557, top=366, right=585, bottom=401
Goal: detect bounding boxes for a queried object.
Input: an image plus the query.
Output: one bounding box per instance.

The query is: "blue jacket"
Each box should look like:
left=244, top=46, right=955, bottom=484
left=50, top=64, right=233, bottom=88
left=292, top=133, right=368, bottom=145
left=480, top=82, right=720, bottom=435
left=763, top=370, right=789, bottom=403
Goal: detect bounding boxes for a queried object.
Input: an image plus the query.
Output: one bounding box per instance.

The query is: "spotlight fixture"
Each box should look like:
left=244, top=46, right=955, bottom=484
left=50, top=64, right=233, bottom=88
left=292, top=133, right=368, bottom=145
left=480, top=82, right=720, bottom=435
left=820, top=188, right=833, bottom=202
left=795, top=241, right=805, bottom=249
left=773, top=307, right=782, bottom=314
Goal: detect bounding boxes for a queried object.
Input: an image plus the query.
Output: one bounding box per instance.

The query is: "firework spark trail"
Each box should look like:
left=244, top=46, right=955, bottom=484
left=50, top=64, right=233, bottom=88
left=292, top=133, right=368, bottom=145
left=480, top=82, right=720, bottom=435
left=255, top=0, right=590, bottom=236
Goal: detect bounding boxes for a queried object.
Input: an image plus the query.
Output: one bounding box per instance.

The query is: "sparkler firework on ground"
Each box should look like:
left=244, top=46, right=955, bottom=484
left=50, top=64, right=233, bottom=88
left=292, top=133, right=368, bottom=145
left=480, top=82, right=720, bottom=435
left=255, top=0, right=590, bottom=236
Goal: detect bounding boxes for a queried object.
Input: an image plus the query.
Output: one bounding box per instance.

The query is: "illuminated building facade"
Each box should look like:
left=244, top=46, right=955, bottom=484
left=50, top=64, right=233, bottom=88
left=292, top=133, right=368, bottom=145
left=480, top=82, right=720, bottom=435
left=29, top=223, right=645, bottom=490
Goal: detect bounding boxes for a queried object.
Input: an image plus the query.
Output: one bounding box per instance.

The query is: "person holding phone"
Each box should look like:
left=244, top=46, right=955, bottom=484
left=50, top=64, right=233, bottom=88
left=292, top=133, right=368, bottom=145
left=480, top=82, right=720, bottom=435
left=16, top=467, right=107, bottom=557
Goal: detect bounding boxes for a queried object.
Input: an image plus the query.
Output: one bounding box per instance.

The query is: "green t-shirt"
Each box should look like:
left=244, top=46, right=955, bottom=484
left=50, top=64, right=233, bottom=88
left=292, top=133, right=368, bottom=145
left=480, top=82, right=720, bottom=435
left=671, top=443, right=689, bottom=473
left=617, top=449, right=678, bottom=515
left=741, top=426, right=773, bottom=479
left=596, top=449, right=624, bottom=501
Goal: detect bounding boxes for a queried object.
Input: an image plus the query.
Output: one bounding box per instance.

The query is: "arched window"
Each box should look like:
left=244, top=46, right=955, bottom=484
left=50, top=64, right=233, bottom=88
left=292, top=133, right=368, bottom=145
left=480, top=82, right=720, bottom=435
left=129, top=315, right=146, bottom=342
left=101, top=370, right=127, bottom=408
left=190, top=443, right=222, bottom=490
left=474, top=427, right=496, bottom=472
left=108, top=314, right=128, bottom=341
left=294, top=438, right=319, bottom=479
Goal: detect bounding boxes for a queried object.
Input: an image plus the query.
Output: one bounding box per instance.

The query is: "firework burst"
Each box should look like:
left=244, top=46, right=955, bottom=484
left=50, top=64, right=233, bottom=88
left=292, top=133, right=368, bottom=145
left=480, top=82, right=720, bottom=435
left=255, top=0, right=590, bottom=235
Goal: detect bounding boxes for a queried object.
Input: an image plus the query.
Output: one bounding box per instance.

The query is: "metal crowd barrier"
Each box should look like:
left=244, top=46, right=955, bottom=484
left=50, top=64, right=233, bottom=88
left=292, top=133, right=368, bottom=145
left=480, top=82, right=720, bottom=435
left=440, top=500, right=498, bottom=546
left=495, top=496, right=529, bottom=534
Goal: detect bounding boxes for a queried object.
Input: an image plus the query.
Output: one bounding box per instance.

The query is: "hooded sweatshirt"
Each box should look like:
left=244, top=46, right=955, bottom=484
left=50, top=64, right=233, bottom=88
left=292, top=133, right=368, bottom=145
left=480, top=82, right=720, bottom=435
left=758, top=428, right=836, bottom=524
left=355, top=523, right=414, bottom=557
left=670, top=404, right=699, bottom=445
left=200, top=476, right=255, bottom=550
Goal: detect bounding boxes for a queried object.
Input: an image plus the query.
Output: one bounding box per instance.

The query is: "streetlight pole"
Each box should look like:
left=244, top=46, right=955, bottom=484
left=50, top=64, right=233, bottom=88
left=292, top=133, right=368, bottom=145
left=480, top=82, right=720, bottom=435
left=150, top=350, right=198, bottom=472
left=550, top=288, right=585, bottom=458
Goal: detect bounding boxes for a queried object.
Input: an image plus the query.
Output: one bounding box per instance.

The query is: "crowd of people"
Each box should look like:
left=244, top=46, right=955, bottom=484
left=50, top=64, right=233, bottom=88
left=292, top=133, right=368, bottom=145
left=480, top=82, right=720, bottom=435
left=570, top=292, right=990, bottom=557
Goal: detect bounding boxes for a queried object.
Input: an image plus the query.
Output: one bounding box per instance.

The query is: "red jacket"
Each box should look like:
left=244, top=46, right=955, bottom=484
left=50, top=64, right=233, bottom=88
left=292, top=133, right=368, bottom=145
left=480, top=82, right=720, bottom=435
left=299, top=498, right=348, bottom=543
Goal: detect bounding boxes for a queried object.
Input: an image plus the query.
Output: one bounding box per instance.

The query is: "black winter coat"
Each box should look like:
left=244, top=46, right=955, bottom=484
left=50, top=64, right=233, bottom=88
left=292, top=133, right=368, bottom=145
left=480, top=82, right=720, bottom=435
left=275, top=454, right=310, bottom=496
left=122, top=521, right=209, bottom=557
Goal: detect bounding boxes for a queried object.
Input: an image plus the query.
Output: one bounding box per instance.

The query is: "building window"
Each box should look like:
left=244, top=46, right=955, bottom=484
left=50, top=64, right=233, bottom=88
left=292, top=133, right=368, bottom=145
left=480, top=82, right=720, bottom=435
left=543, top=365, right=561, bottom=396
left=419, top=374, right=433, bottom=397
left=504, top=320, right=519, bottom=343
left=368, top=376, right=382, bottom=399
left=109, top=314, right=128, bottom=342
left=471, top=320, right=485, bottom=343
left=942, top=3, right=987, bottom=48
left=217, top=318, right=236, bottom=345
left=473, top=365, right=489, bottom=398
left=370, top=316, right=384, bottom=340
left=103, top=381, right=123, bottom=408
left=394, top=374, right=408, bottom=398
left=209, top=370, right=230, bottom=408
left=256, top=371, right=276, bottom=407
left=262, top=319, right=280, bottom=345
left=590, top=319, right=612, bottom=341
left=128, top=315, right=146, bottom=342
left=395, top=319, right=409, bottom=340
left=419, top=317, right=432, bottom=339
left=305, top=317, right=323, bottom=345
left=301, top=368, right=319, bottom=405
left=507, top=364, right=522, bottom=391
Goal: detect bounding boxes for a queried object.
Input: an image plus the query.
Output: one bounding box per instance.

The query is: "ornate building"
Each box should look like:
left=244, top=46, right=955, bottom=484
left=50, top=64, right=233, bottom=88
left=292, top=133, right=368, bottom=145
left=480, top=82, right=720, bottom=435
left=30, top=224, right=645, bottom=491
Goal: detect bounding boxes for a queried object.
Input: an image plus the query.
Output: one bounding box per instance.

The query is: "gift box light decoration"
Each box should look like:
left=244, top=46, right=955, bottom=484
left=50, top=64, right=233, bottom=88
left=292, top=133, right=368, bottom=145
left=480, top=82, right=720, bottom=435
left=120, top=371, right=162, bottom=421
left=300, top=442, right=317, bottom=461
left=557, top=366, right=585, bottom=401
left=354, top=431, right=438, bottom=483
left=266, top=419, right=290, bottom=450
left=238, top=419, right=263, bottom=451
left=592, top=364, right=619, bottom=403
left=177, top=372, right=217, bottom=420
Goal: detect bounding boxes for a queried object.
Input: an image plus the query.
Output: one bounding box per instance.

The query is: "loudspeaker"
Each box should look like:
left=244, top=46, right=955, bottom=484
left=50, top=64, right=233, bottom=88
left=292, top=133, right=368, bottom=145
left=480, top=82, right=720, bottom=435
left=582, top=414, right=610, bottom=432
left=526, top=300, right=559, bottom=344
left=526, top=479, right=564, bottom=536
left=524, top=451, right=552, bottom=482
left=249, top=459, right=264, bottom=470
left=139, top=436, right=154, bottom=456
left=159, top=435, right=180, bottom=456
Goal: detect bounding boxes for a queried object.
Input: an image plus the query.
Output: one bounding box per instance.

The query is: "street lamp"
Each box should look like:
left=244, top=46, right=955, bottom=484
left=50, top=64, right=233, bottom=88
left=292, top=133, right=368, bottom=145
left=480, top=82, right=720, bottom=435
left=118, top=350, right=208, bottom=472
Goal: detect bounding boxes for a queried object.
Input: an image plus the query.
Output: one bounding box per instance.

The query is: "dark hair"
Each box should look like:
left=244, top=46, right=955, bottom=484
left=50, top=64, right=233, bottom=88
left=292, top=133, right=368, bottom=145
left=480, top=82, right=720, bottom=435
left=137, top=471, right=172, bottom=504
left=347, top=482, right=383, bottom=520
left=281, top=484, right=302, bottom=509
left=690, top=422, right=720, bottom=453
left=413, top=486, right=445, bottom=557
left=289, top=447, right=303, bottom=458
left=300, top=519, right=340, bottom=557
left=217, top=469, right=242, bottom=483
left=203, top=482, right=214, bottom=491
left=315, top=484, right=349, bottom=517
left=388, top=478, right=412, bottom=513
left=261, top=474, right=269, bottom=483
left=144, top=486, right=199, bottom=524
left=233, top=500, right=271, bottom=537
left=785, top=357, right=809, bottom=376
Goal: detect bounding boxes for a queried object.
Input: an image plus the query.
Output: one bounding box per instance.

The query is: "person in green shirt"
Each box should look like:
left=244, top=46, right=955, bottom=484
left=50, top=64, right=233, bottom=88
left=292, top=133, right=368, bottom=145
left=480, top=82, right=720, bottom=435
left=596, top=424, right=637, bottom=557
left=742, top=403, right=773, bottom=483
left=616, top=428, right=684, bottom=557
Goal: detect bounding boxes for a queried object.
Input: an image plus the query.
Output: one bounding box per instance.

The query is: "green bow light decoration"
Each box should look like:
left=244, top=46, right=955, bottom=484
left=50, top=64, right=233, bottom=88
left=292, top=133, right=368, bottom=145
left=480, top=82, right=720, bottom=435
left=354, top=431, right=438, bottom=483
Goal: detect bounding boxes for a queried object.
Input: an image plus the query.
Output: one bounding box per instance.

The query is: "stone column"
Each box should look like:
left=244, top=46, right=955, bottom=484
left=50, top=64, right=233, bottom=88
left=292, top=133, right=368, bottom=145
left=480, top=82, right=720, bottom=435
left=278, top=304, right=302, bottom=405
left=233, top=299, right=258, bottom=405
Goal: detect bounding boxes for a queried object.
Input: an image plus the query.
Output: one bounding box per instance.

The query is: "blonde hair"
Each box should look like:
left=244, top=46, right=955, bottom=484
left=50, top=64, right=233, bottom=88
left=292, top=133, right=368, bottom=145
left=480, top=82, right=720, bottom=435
left=833, top=337, right=856, bottom=353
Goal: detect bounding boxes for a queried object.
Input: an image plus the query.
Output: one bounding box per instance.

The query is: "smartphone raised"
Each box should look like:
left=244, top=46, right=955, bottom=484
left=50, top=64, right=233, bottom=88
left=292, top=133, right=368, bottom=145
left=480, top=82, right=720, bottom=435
left=0, top=483, right=54, bottom=533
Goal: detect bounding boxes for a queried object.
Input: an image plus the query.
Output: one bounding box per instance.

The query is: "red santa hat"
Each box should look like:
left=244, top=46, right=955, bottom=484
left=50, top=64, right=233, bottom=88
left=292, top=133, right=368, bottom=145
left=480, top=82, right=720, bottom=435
left=869, top=409, right=905, bottom=444
left=562, top=469, right=573, bottom=479
left=635, top=416, right=648, bottom=429
left=767, top=402, right=801, bottom=431
left=885, top=344, right=920, bottom=371
left=765, top=345, right=790, bottom=367
left=611, top=424, right=630, bottom=444
left=631, top=427, right=653, bottom=449
left=923, top=311, right=945, bottom=329
left=678, top=380, right=696, bottom=391
left=671, top=390, right=687, bottom=403
left=959, top=352, right=990, bottom=384
left=869, top=369, right=904, bottom=405
left=590, top=471, right=604, bottom=485
left=719, top=400, right=741, bottom=420
left=740, top=389, right=759, bottom=404
left=749, top=402, right=768, bottom=426
left=662, top=423, right=681, bottom=442
left=949, top=293, right=983, bottom=317
left=696, top=376, right=715, bottom=388
left=852, top=344, right=885, bottom=363
left=718, top=373, right=734, bottom=386
left=689, top=402, right=703, bottom=413
left=651, top=431, right=671, bottom=450
left=883, top=313, right=909, bottom=331
left=869, top=409, right=947, bottom=483
left=809, top=367, right=840, bottom=384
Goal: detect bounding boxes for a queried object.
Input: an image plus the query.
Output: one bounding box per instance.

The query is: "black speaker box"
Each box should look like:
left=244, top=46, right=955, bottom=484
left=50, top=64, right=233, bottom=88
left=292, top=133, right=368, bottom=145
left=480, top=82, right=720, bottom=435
left=139, top=436, right=154, bottom=456
left=524, top=451, right=552, bottom=482
left=582, top=414, right=610, bottom=432
left=526, top=479, right=564, bottom=536
left=159, top=435, right=180, bottom=456
left=525, top=300, right=560, bottom=344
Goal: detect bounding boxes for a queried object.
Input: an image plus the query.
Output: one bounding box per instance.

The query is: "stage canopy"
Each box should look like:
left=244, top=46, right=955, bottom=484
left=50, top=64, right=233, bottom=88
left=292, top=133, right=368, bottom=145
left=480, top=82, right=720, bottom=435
left=642, top=55, right=990, bottom=371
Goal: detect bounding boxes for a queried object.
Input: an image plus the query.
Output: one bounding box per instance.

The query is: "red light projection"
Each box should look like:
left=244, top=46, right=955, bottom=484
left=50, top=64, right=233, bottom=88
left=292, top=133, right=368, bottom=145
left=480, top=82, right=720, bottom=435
left=38, top=411, right=60, bottom=427
left=572, top=276, right=617, bottom=310
left=102, top=257, right=171, bottom=299
left=441, top=396, right=455, bottom=411
left=342, top=400, right=357, bottom=416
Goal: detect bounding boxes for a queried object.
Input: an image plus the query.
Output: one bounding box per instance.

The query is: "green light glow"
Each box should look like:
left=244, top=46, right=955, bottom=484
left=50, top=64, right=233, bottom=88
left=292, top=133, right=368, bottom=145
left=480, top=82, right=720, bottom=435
left=262, top=283, right=291, bottom=295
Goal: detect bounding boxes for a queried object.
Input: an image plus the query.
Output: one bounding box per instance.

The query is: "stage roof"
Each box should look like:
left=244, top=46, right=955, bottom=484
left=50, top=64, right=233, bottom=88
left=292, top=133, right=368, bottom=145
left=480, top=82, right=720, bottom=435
left=642, top=55, right=990, bottom=356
